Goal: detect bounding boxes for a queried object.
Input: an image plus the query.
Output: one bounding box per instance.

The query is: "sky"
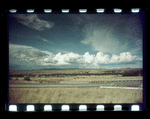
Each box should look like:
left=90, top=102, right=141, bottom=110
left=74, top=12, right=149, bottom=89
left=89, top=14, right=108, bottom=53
left=8, top=13, right=144, bottom=70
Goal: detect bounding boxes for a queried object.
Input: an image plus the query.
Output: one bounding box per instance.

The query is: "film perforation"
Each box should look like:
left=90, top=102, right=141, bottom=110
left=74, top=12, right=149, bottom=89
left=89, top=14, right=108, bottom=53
left=114, top=8, right=122, bottom=13
left=79, top=9, right=87, bottom=13
left=114, top=105, right=122, bottom=111
left=8, top=8, right=142, bottom=13
left=96, top=9, right=105, bottom=13
left=8, top=104, right=142, bottom=112
left=61, top=9, right=69, bottom=13
left=44, top=9, right=52, bottom=13
left=9, top=9, right=17, bottom=13
left=96, top=105, right=105, bottom=111
left=61, top=105, right=70, bottom=111
left=26, top=9, right=34, bottom=13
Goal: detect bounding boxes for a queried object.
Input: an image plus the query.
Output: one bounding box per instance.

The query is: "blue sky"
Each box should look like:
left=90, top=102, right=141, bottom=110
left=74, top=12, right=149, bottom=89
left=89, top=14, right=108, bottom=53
left=8, top=13, right=144, bottom=70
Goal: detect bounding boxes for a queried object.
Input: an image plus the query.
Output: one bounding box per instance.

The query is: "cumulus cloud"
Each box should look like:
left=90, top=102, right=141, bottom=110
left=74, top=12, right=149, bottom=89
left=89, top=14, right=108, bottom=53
left=52, top=51, right=142, bottom=67
left=9, top=43, right=142, bottom=69
left=95, top=52, right=110, bottom=64
left=53, top=52, right=81, bottom=65
left=12, top=14, right=54, bottom=31
left=110, top=52, right=141, bottom=64
left=77, top=52, right=95, bottom=64
left=109, top=54, right=119, bottom=63
left=83, top=52, right=95, bottom=63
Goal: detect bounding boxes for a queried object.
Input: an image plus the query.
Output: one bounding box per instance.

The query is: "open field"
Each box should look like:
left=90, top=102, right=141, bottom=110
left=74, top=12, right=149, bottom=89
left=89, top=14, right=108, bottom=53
left=9, top=75, right=142, bottom=85
left=9, top=68, right=143, bottom=103
left=9, top=75, right=142, bottom=88
left=9, top=68, right=142, bottom=77
left=9, top=87, right=142, bottom=103
left=9, top=68, right=142, bottom=85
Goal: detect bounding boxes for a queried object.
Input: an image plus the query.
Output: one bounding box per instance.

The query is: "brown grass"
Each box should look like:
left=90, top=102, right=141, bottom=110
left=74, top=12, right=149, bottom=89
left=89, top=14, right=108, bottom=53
left=9, top=87, right=142, bottom=103
left=9, top=69, right=143, bottom=104
left=9, top=75, right=142, bottom=85
left=9, top=68, right=142, bottom=76
left=9, top=78, right=63, bottom=84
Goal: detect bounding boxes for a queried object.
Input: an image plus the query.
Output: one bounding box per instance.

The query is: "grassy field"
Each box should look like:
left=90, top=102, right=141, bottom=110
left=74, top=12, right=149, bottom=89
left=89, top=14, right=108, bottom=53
left=9, top=68, right=143, bottom=103
left=9, top=87, right=142, bottom=103
left=9, top=68, right=142, bottom=85
left=9, top=75, right=142, bottom=85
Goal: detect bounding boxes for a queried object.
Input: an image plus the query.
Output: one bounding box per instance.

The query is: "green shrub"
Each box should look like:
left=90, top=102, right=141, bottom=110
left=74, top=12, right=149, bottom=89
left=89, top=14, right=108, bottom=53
left=24, top=76, right=32, bottom=81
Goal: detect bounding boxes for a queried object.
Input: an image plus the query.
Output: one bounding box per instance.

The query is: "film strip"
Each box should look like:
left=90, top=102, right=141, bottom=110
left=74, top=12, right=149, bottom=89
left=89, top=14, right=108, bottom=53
left=4, top=8, right=147, bottom=112
left=8, top=104, right=142, bottom=112
left=9, top=8, right=142, bottom=13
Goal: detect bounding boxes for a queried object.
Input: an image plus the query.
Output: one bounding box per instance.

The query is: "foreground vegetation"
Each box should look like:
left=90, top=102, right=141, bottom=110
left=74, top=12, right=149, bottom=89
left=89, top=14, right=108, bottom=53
left=9, top=68, right=143, bottom=78
left=9, top=87, right=142, bottom=103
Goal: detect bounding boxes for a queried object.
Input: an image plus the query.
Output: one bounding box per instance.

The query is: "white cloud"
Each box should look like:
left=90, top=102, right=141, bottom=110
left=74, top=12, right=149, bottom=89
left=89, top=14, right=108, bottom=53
left=77, top=52, right=95, bottom=63
left=80, top=15, right=143, bottom=55
left=109, top=54, right=119, bottom=63
left=53, top=52, right=70, bottom=65
left=53, top=52, right=81, bottom=65
left=83, top=52, right=95, bottom=63
left=9, top=43, right=54, bottom=66
left=95, top=52, right=110, bottom=64
left=9, top=43, right=142, bottom=69
left=12, top=14, right=54, bottom=31
left=110, top=52, right=141, bottom=64
left=81, top=24, right=121, bottom=54
left=52, top=51, right=142, bottom=67
left=119, top=52, right=134, bottom=62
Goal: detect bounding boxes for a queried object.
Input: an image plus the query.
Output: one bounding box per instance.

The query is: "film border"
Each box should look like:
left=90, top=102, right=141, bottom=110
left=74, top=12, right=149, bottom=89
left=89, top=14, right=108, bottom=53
left=2, top=7, right=147, bottom=112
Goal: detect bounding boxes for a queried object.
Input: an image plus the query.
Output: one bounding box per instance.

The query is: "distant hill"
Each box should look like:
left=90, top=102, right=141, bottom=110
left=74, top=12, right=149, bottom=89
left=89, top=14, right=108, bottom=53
left=9, top=68, right=143, bottom=77
left=40, top=68, right=81, bottom=70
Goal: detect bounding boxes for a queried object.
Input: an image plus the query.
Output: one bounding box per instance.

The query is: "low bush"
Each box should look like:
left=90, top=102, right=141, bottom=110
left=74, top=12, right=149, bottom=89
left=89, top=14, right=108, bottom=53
left=122, top=69, right=142, bottom=76
left=24, top=76, right=32, bottom=81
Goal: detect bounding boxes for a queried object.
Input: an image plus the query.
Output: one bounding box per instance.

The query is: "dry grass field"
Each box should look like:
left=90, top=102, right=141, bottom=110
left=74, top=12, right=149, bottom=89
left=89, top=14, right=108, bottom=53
left=9, top=75, right=142, bottom=85
left=9, top=68, right=143, bottom=103
left=9, top=68, right=142, bottom=77
left=9, top=87, right=142, bottom=103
